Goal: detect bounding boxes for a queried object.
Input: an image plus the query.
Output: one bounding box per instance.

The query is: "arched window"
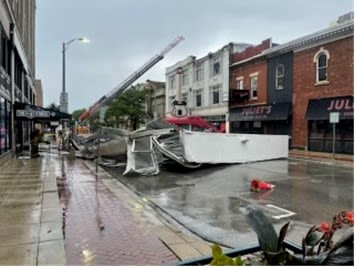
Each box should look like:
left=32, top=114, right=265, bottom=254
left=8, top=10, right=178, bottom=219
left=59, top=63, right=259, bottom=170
left=313, top=48, right=330, bottom=83
left=275, top=64, right=284, bottom=89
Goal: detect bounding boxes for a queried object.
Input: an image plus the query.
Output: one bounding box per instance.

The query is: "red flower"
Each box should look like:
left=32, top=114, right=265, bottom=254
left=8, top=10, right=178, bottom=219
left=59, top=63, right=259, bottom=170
left=345, top=211, right=353, bottom=225
left=317, top=222, right=331, bottom=233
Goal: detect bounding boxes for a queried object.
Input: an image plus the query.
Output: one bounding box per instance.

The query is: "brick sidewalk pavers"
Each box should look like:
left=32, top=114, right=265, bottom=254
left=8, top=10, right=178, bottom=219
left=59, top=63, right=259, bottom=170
left=55, top=155, right=178, bottom=265
left=0, top=150, right=213, bottom=265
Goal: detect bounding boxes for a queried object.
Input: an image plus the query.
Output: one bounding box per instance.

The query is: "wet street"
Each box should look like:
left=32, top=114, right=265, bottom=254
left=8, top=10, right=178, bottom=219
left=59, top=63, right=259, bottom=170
left=104, top=159, right=354, bottom=248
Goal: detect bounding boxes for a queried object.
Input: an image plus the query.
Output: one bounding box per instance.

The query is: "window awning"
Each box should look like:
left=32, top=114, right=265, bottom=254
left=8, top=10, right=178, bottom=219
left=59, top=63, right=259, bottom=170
left=306, top=95, right=353, bottom=120
left=229, top=102, right=291, bottom=121
left=14, top=102, right=71, bottom=121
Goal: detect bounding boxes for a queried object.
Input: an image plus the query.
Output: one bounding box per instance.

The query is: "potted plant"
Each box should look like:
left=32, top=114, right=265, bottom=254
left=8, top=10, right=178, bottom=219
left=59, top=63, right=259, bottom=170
left=208, top=206, right=353, bottom=266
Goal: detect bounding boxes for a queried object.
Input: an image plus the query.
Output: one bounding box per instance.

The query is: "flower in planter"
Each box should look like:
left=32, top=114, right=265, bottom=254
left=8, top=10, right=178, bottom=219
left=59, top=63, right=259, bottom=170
left=209, top=206, right=354, bottom=265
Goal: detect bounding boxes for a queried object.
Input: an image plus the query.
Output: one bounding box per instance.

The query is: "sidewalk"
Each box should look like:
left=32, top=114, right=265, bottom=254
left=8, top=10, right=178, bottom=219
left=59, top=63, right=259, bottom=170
left=0, top=150, right=213, bottom=265
left=289, top=149, right=353, bottom=166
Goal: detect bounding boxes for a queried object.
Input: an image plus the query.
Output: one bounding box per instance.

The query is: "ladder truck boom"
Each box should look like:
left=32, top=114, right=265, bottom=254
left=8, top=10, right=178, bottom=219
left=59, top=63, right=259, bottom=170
left=79, top=36, right=184, bottom=122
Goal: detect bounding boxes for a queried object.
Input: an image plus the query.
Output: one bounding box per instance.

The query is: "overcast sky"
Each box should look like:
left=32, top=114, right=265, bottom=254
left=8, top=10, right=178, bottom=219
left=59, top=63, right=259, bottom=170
left=36, top=0, right=353, bottom=112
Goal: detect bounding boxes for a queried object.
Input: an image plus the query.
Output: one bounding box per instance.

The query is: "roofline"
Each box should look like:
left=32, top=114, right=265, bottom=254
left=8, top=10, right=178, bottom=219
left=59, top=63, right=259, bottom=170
left=265, top=21, right=354, bottom=56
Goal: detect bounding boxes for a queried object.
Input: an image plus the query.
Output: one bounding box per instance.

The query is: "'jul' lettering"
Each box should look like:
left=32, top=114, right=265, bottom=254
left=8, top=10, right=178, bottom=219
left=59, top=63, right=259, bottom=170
left=327, top=99, right=353, bottom=111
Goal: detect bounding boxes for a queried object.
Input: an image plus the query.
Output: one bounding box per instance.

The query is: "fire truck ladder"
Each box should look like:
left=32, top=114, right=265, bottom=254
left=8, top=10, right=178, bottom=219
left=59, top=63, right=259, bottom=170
left=79, top=36, right=184, bottom=123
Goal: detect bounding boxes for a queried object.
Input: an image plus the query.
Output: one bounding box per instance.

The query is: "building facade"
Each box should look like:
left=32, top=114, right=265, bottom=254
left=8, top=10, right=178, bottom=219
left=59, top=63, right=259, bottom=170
left=229, top=13, right=353, bottom=155
left=165, top=43, right=251, bottom=132
left=229, top=39, right=290, bottom=135
left=291, top=21, right=353, bottom=154
left=0, top=0, right=36, bottom=163
left=135, top=79, right=166, bottom=121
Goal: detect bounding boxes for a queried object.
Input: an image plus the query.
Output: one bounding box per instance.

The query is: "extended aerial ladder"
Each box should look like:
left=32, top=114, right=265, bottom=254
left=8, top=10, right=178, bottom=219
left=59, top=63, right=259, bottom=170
left=79, top=36, right=184, bottom=123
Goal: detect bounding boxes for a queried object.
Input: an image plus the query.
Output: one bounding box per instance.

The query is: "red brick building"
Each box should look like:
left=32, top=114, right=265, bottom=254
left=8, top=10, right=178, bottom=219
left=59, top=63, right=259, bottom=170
left=291, top=23, right=353, bottom=153
left=229, top=39, right=272, bottom=134
left=229, top=15, right=353, bottom=155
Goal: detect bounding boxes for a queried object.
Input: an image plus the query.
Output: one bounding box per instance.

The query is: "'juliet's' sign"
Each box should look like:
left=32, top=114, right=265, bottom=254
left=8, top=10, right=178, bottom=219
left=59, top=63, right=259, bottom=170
left=326, top=98, right=353, bottom=117
left=306, top=96, right=353, bottom=120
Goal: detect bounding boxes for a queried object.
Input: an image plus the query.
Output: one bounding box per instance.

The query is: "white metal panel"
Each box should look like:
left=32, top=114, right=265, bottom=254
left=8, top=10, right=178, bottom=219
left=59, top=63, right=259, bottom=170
left=181, top=130, right=289, bottom=163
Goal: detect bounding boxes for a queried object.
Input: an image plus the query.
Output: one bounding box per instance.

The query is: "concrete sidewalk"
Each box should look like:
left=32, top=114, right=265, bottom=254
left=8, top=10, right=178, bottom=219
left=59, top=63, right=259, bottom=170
left=0, top=150, right=213, bottom=265
left=289, top=149, right=353, bottom=166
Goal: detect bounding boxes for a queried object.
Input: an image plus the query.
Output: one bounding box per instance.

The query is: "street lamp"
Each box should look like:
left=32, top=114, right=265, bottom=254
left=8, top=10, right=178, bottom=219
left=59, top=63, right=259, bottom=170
left=60, top=37, right=90, bottom=113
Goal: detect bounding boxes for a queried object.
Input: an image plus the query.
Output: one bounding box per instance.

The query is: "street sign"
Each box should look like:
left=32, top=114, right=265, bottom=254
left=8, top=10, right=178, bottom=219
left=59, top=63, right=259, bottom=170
left=329, top=112, right=340, bottom=123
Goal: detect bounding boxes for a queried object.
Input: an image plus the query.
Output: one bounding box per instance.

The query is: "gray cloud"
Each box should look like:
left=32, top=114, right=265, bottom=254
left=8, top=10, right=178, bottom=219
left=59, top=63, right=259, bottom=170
left=36, top=0, right=353, bottom=112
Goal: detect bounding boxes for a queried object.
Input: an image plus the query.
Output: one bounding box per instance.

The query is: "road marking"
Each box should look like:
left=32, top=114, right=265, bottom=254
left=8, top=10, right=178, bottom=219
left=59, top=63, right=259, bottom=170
left=266, top=204, right=296, bottom=219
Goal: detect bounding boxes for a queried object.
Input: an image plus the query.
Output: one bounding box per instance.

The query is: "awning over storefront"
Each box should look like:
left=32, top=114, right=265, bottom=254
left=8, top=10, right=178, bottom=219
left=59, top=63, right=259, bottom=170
left=306, top=95, right=353, bottom=120
left=229, top=102, right=291, bottom=121
left=14, top=102, right=71, bottom=121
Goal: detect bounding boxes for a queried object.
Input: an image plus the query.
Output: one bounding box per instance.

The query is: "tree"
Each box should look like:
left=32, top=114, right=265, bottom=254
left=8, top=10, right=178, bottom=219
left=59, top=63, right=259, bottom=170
left=105, top=87, right=148, bottom=130
left=47, top=102, right=60, bottom=111
left=71, top=108, right=86, bottom=122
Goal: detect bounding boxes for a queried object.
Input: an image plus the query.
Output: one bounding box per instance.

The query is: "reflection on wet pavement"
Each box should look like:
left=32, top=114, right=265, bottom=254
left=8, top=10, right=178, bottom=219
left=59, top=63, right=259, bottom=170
left=56, top=156, right=177, bottom=265
left=105, top=159, right=353, bottom=248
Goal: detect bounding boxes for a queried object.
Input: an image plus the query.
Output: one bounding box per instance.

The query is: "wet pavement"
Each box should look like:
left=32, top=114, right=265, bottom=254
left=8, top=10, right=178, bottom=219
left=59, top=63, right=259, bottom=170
left=0, top=155, right=65, bottom=265
left=104, top=158, right=354, bottom=248
left=0, top=150, right=213, bottom=265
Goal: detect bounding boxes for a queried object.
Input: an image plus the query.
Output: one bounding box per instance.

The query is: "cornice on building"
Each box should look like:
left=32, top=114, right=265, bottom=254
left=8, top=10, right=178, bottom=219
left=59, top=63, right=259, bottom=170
left=265, top=21, right=354, bottom=57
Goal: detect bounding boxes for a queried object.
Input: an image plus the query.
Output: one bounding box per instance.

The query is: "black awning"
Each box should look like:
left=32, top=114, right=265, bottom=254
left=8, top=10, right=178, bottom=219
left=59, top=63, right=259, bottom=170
left=306, top=96, right=353, bottom=120
left=14, top=102, right=71, bottom=121
left=229, top=102, right=291, bottom=121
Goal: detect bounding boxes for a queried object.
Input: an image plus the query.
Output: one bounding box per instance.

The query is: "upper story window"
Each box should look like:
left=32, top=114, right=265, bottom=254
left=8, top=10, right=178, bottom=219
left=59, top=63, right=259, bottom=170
left=212, top=62, right=220, bottom=75
left=313, top=48, right=330, bottom=83
left=236, top=76, right=244, bottom=90
left=275, top=64, right=284, bottom=90
left=210, top=57, right=221, bottom=77
left=169, top=75, right=176, bottom=89
left=195, top=64, right=204, bottom=81
left=250, top=74, right=258, bottom=99
left=209, top=84, right=222, bottom=104
left=193, top=89, right=203, bottom=107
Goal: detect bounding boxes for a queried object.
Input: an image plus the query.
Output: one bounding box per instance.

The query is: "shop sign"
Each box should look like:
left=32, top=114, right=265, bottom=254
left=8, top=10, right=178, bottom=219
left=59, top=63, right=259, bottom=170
left=229, top=103, right=291, bottom=121
left=326, top=97, right=353, bottom=117
left=16, top=109, right=54, bottom=119
left=306, top=96, right=353, bottom=120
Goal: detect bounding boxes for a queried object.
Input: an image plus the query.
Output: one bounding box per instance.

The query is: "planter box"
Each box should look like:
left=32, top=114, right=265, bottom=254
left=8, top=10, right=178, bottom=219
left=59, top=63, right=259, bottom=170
left=175, top=240, right=302, bottom=266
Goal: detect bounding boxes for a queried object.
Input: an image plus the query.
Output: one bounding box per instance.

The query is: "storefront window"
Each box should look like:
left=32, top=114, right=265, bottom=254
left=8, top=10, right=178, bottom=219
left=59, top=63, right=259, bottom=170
left=0, top=97, right=5, bottom=153
left=6, top=101, right=10, bottom=151
left=308, top=120, right=353, bottom=154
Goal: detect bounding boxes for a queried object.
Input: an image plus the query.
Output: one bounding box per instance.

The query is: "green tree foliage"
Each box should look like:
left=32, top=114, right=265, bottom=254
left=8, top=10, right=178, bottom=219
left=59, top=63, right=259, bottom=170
left=71, top=108, right=86, bottom=122
left=105, top=87, right=148, bottom=130
left=46, top=102, right=60, bottom=111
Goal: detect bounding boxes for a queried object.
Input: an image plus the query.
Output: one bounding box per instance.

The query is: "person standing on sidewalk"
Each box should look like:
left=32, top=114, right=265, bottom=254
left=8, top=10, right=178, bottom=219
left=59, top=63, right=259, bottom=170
left=30, top=128, right=42, bottom=157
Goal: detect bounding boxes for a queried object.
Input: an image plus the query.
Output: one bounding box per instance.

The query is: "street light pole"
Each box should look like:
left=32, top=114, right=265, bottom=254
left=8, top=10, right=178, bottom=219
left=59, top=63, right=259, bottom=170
left=60, top=42, right=67, bottom=113
left=60, top=37, right=90, bottom=114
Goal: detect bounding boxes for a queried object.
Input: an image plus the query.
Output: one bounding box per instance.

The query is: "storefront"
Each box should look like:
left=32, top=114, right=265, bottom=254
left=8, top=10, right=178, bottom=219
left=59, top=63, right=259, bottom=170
left=306, top=95, right=353, bottom=155
left=14, top=102, right=71, bottom=151
left=0, top=97, right=11, bottom=156
left=229, top=102, right=291, bottom=136
left=201, top=114, right=226, bottom=132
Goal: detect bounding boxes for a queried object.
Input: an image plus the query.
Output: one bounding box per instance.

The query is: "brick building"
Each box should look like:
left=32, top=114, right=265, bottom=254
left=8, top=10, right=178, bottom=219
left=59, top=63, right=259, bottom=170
left=265, top=19, right=354, bottom=154
left=229, top=14, right=353, bottom=155
left=229, top=39, right=288, bottom=134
